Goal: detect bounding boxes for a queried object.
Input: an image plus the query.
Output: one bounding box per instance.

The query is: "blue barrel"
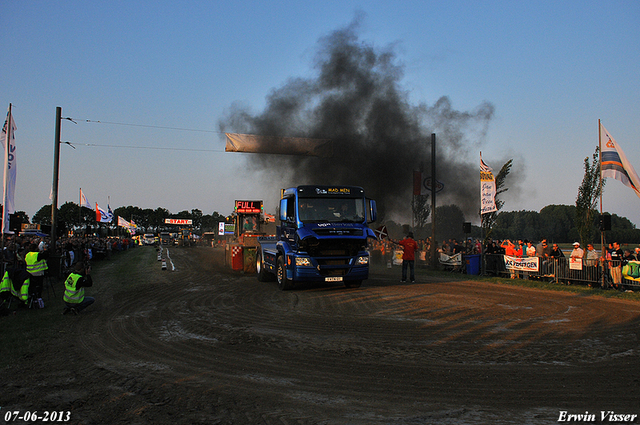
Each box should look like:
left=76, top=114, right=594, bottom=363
left=466, top=254, right=481, bottom=275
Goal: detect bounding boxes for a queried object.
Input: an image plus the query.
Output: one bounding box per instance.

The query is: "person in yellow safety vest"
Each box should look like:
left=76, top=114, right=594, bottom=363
left=63, top=261, right=94, bottom=315
left=0, top=268, right=31, bottom=305
left=24, top=243, right=49, bottom=299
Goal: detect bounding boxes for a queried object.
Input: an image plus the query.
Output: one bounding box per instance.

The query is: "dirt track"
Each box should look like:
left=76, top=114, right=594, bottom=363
left=3, top=246, right=640, bottom=425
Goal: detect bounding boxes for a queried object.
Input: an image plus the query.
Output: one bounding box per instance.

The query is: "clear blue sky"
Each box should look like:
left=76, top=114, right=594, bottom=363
left=1, top=0, right=639, bottom=228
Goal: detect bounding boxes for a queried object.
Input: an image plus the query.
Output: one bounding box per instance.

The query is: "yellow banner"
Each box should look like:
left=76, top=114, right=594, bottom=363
left=225, top=133, right=333, bottom=157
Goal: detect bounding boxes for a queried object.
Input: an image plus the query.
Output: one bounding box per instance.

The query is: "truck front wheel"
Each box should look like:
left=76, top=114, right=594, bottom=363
left=276, top=256, right=294, bottom=290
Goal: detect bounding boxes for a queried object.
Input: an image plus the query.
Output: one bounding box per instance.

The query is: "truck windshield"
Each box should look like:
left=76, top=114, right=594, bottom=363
left=298, top=197, right=365, bottom=223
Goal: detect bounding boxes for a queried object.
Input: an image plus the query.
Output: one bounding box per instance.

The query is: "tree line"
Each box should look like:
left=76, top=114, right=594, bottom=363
left=7, top=197, right=640, bottom=244
left=22, top=202, right=229, bottom=235
left=389, top=203, right=640, bottom=245
left=486, top=204, right=639, bottom=244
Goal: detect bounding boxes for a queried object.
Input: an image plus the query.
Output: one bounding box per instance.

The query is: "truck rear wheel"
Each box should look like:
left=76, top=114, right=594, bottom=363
left=256, top=250, right=274, bottom=282
left=276, top=256, right=294, bottom=290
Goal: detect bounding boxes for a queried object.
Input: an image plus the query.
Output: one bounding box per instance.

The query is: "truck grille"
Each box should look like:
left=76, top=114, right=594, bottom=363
left=317, top=258, right=349, bottom=276
left=307, top=240, right=364, bottom=258
left=305, top=239, right=366, bottom=277
left=314, top=228, right=363, bottom=236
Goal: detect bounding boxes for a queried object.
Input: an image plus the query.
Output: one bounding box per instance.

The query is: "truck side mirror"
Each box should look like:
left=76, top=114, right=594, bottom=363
left=368, top=199, right=377, bottom=223
left=279, top=198, right=288, bottom=222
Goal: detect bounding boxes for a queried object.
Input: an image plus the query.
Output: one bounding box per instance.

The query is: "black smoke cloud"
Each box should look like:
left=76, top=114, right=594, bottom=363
left=219, top=16, right=495, bottom=223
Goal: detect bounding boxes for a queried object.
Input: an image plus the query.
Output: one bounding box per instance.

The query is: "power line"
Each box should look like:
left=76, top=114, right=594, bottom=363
left=63, top=116, right=228, bottom=152
left=73, top=117, right=224, bottom=134
left=68, top=142, right=226, bottom=153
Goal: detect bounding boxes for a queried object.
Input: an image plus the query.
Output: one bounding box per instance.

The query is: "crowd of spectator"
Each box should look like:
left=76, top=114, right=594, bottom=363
left=2, top=234, right=136, bottom=277
left=483, top=238, right=640, bottom=287
left=483, top=238, right=640, bottom=263
left=369, top=233, right=639, bottom=289
left=1, top=234, right=136, bottom=312
left=369, top=236, right=485, bottom=267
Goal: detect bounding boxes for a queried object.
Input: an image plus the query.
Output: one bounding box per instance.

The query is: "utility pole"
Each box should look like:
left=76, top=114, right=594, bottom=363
left=430, top=133, right=437, bottom=269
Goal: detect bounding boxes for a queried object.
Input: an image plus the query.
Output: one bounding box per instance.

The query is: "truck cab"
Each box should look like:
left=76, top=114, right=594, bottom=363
left=256, top=185, right=377, bottom=290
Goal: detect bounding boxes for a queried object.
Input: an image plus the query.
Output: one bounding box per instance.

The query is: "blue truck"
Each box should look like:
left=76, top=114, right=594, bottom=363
left=256, top=185, right=378, bottom=290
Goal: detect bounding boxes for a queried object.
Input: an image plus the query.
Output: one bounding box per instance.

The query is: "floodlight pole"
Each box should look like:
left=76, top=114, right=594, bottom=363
left=51, top=106, right=61, bottom=255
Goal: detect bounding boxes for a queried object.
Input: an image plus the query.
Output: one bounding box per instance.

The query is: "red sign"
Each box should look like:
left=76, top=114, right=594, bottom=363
left=235, top=200, right=262, bottom=214
left=164, top=218, right=192, bottom=225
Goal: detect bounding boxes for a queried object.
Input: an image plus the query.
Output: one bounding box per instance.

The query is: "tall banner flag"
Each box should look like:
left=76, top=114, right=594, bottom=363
left=413, top=171, right=427, bottom=195
left=96, top=203, right=113, bottom=223
left=80, top=188, right=92, bottom=209
left=600, top=122, right=640, bottom=199
left=480, top=152, right=497, bottom=214
left=1, top=105, right=17, bottom=234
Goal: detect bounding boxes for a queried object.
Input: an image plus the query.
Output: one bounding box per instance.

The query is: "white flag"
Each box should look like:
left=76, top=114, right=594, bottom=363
left=480, top=152, right=497, bottom=214
left=80, top=188, right=92, bottom=209
left=1, top=105, right=17, bottom=234
left=600, top=123, right=640, bottom=199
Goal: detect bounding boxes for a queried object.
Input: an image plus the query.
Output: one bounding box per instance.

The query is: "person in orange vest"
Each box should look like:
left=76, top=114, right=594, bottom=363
left=500, top=239, right=523, bottom=279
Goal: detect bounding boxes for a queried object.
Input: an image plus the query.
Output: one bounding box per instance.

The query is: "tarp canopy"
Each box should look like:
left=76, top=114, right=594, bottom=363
left=19, top=231, right=48, bottom=237
left=225, top=133, right=333, bottom=157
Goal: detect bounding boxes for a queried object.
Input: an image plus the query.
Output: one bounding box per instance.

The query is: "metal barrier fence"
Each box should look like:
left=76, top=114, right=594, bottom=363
left=483, top=254, right=639, bottom=290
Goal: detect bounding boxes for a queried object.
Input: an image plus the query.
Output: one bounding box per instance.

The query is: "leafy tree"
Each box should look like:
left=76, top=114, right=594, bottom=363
left=58, top=201, right=80, bottom=230
left=575, top=147, right=604, bottom=247
left=190, top=209, right=203, bottom=230
left=201, top=211, right=227, bottom=232
left=150, top=208, right=169, bottom=232
left=411, top=194, right=430, bottom=234
left=32, top=204, right=52, bottom=225
left=539, top=205, right=575, bottom=243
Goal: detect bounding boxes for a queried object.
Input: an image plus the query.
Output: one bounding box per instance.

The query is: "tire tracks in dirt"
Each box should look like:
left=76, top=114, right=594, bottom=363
left=75, top=246, right=640, bottom=424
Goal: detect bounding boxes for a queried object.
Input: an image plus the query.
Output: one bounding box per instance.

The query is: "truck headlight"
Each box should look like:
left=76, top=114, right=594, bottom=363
left=296, top=257, right=313, bottom=267
left=356, top=256, right=369, bottom=265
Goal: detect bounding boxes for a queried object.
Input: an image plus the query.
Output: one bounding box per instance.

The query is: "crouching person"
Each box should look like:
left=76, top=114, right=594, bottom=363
left=63, top=262, right=95, bottom=315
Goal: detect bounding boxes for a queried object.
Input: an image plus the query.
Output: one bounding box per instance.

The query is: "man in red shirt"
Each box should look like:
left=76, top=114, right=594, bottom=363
left=398, top=232, right=419, bottom=283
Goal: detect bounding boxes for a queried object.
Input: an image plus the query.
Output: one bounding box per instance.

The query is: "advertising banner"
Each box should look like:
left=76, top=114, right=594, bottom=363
left=439, top=252, right=462, bottom=266
left=503, top=255, right=539, bottom=272
left=569, top=257, right=583, bottom=271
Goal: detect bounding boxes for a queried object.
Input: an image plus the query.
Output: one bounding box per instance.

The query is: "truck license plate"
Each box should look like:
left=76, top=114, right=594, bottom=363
left=325, top=277, right=343, bottom=282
